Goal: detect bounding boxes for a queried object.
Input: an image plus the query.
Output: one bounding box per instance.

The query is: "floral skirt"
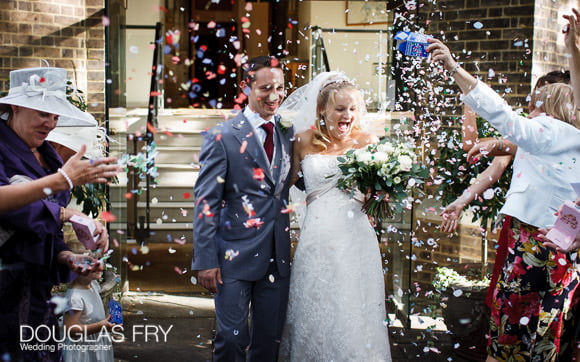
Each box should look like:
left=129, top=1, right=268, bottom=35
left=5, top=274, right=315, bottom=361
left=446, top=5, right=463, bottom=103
left=487, top=218, right=579, bottom=362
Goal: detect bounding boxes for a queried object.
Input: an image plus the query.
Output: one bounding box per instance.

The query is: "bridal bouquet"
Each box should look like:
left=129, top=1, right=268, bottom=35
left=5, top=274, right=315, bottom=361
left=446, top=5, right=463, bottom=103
left=336, top=138, right=428, bottom=221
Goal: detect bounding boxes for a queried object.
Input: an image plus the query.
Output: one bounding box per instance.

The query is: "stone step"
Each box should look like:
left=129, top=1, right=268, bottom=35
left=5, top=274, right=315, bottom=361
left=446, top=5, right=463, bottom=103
left=153, top=131, right=205, bottom=148
left=155, top=146, right=201, bottom=164
left=111, top=185, right=193, bottom=201
left=112, top=201, right=194, bottom=224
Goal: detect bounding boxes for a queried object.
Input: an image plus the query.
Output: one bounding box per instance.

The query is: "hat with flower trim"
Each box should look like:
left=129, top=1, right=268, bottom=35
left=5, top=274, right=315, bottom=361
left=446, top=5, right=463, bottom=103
left=0, top=67, right=96, bottom=126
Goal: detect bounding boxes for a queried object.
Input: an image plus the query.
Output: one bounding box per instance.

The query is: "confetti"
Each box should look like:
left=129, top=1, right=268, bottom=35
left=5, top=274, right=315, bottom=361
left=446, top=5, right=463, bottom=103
left=225, top=249, right=239, bottom=261
left=99, top=211, right=117, bottom=222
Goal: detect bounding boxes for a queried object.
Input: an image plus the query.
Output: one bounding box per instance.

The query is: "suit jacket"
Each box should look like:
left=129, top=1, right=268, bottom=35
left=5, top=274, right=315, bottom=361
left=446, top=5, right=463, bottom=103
left=192, top=111, right=294, bottom=280
left=463, top=81, right=580, bottom=228
left=0, top=120, right=71, bottom=283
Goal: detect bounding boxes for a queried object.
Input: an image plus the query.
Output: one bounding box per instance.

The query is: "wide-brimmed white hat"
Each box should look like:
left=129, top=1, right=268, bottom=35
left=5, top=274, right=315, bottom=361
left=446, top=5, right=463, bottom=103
left=46, top=124, right=107, bottom=159
left=0, top=67, right=96, bottom=126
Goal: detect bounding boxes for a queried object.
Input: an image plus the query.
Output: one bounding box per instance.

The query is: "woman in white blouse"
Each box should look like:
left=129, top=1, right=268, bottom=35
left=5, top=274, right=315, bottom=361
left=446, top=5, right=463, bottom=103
left=428, top=36, right=580, bottom=362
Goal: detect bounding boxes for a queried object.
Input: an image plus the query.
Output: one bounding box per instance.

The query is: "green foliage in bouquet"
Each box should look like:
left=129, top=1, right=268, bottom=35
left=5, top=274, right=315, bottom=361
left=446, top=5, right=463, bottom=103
left=435, top=117, right=513, bottom=228
left=336, top=138, right=429, bottom=221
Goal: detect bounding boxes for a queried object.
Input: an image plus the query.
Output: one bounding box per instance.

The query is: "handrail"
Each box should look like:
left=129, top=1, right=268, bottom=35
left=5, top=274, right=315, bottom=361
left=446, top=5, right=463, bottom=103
left=310, top=26, right=330, bottom=75
left=142, top=21, right=163, bottom=235
left=127, top=21, right=162, bottom=242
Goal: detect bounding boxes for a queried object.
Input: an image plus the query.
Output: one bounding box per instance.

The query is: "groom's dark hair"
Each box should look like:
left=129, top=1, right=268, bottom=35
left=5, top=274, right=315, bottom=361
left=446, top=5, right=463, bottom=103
left=242, top=55, right=283, bottom=85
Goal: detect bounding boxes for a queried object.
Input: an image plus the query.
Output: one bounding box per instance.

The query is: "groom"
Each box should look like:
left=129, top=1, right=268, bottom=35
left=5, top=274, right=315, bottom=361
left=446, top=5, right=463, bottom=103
left=192, top=55, right=293, bottom=361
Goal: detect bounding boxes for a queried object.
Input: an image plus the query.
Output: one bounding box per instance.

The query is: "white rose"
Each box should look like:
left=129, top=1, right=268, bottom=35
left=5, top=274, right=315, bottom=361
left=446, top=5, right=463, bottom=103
left=377, top=142, right=394, bottom=154
left=356, top=151, right=373, bottom=163
left=279, top=117, right=293, bottom=129
left=372, top=152, right=388, bottom=163
left=393, top=176, right=402, bottom=184
left=397, top=155, right=413, bottom=171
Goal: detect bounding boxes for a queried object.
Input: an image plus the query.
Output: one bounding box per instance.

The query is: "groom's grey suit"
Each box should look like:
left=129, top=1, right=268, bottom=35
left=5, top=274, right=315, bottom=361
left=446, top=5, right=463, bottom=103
left=192, top=110, right=293, bottom=361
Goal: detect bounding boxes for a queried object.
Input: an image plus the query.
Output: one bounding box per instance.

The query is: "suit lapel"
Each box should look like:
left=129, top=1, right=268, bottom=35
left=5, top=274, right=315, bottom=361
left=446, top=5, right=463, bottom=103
left=231, top=113, right=275, bottom=185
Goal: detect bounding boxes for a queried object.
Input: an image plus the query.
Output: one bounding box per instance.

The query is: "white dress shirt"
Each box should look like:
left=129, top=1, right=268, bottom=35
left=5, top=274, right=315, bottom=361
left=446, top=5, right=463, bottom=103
left=244, top=106, right=277, bottom=166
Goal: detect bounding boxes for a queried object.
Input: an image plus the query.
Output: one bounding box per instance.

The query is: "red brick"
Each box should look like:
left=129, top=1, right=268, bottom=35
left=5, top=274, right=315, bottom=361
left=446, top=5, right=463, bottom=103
left=38, top=14, right=55, bottom=24
left=11, top=11, right=38, bottom=23
left=0, top=46, right=18, bottom=56
left=18, top=23, right=32, bottom=34
left=55, top=37, right=83, bottom=48
left=60, top=5, right=74, bottom=16
left=87, top=81, right=104, bottom=93
left=11, top=57, right=44, bottom=69
left=33, top=47, right=60, bottom=58
left=88, top=49, right=105, bottom=59
left=32, top=3, right=60, bottom=14
left=86, top=39, right=105, bottom=49
left=32, top=24, right=59, bottom=36
left=87, top=70, right=104, bottom=81
left=18, top=47, right=33, bottom=57
left=61, top=48, right=74, bottom=58
left=0, top=0, right=16, bottom=10
left=17, top=1, right=32, bottom=11
left=73, top=7, right=85, bottom=17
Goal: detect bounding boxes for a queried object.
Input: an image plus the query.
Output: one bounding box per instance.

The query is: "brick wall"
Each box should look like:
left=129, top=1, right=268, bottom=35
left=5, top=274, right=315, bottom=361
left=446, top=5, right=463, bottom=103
left=420, top=0, right=535, bottom=107
left=531, top=0, right=579, bottom=83
left=0, top=0, right=106, bottom=120
left=402, top=0, right=579, bottom=313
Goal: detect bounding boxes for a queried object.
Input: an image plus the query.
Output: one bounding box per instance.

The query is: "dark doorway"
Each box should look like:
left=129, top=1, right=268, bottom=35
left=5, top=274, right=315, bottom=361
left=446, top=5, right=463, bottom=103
left=189, top=22, right=239, bottom=108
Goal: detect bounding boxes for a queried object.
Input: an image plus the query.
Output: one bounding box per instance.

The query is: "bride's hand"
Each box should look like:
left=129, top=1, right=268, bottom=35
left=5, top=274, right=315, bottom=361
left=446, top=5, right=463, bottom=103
left=365, top=189, right=390, bottom=203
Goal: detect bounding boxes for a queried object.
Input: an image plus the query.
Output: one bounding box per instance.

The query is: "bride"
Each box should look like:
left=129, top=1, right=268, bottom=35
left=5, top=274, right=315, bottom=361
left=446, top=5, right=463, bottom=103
left=280, top=72, right=392, bottom=361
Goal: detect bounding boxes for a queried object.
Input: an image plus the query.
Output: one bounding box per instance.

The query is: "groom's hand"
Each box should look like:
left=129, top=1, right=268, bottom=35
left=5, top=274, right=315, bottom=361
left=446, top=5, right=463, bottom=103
left=198, top=268, right=223, bottom=293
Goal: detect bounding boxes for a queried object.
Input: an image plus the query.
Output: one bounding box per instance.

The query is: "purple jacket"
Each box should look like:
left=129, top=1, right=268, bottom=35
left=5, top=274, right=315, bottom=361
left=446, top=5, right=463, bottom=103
left=0, top=120, right=71, bottom=283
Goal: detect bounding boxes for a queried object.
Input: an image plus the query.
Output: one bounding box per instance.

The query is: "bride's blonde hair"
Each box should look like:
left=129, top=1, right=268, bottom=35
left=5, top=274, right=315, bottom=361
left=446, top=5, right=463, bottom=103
left=311, top=80, right=363, bottom=151
left=530, top=83, right=579, bottom=128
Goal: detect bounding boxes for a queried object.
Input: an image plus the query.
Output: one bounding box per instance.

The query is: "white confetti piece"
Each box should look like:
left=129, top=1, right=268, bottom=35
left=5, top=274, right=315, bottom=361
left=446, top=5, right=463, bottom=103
left=483, top=188, right=495, bottom=200
left=520, top=316, right=530, bottom=325
left=51, top=295, right=68, bottom=314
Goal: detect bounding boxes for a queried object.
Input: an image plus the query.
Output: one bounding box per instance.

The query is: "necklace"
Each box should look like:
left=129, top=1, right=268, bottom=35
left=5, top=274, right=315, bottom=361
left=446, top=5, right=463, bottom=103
left=31, top=149, right=38, bottom=153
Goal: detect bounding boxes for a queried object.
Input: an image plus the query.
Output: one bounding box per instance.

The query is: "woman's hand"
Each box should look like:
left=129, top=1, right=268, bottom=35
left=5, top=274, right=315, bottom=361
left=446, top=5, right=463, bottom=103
left=439, top=200, right=465, bottom=233
left=427, top=38, right=479, bottom=95
left=466, top=138, right=516, bottom=163
left=57, top=250, right=103, bottom=275
left=61, top=144, right=120, bottom=186
left=61, top=208, right=110, bottom=252
left=92, top=218, right=109, bottom=252
left=364, top=190, right=390, bottom=204
left=538, top=197, right=580, bottom=252
left=537, top=228, right=580, bottom=253
left=563, top=8, right=580, bottom=52
left=426, top=38, right=458, bottom=72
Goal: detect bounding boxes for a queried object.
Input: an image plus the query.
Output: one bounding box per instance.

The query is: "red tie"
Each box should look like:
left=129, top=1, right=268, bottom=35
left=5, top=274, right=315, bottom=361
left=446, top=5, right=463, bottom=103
left=261, top=122, right=274, bottom=163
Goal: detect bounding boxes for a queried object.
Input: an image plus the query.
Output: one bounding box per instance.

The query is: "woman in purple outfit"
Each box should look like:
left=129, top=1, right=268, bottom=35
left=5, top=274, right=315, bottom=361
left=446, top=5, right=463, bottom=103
left=0, top=67, right=118, bottom=361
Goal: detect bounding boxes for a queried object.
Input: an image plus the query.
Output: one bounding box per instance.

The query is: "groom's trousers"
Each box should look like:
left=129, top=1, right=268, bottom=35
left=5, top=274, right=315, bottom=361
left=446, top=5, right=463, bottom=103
left=213, top=263, right=290, bottom=362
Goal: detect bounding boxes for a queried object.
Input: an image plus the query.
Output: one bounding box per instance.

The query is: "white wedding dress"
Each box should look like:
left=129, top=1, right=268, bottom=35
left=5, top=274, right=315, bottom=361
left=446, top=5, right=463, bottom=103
left=281, top=154, right=392, bottom=361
